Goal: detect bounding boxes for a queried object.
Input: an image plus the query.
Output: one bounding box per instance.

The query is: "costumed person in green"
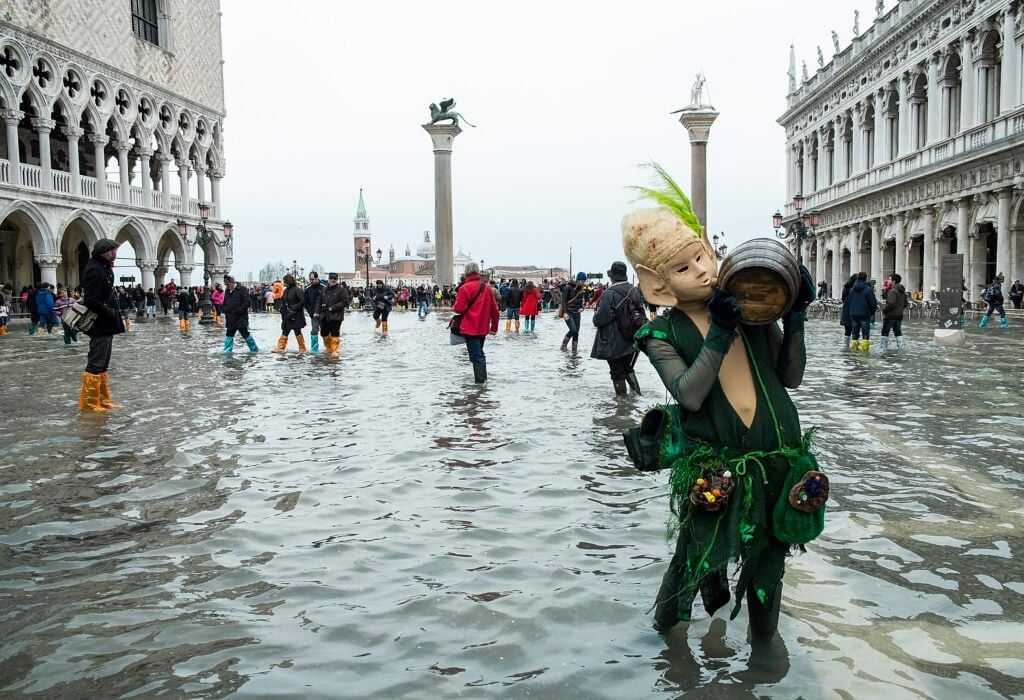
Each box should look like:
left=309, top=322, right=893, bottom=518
left=622, top=164, right=825, bottom=646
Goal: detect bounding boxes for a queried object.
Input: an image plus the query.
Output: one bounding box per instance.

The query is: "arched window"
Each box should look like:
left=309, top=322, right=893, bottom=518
left=131, top=0, right=160, bottom=45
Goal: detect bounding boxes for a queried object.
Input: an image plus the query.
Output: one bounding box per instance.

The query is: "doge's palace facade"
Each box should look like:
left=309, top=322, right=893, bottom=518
left=780, top=0, right=1024, bottom=300
left=0, top=0, right=229, bottom=291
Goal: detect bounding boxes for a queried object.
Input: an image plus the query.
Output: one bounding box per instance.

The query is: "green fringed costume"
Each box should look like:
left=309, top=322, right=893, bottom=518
left=636, top=308, right=823, bottom=633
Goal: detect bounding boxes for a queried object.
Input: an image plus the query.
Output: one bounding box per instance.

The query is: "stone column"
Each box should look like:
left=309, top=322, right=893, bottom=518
left=870, top=218, right=883, bottom=281
left=894, top=212, right=907, bottom=278
left=831, top=231, right=843, bottom=295
left=834, top=116, right=847, bottom=178
left=177, top=264, right=194, bottom=288
left=31, top=118, right=55, bottom=190
left=35, top=255, right=61, bottom=286
left=140, top=262, right=157, bottom=291
left=154, top=266, right=167, bottom=288
left=1, top=109, right=23, bottom=185
left=210, top=169, right=223, bottom=212
left=815, top=235, right=826, bottom=288
left=675, top=106, right=720, bottom=230
left=874, top=91, right=886, bottom=165
left=139, top=148, right=153, bottom=207
left=927, top=54, right=942, bottom=144
left=194, top=163, right=207, bottom=204
left=115, top=141, right=130, bottom=203
left=158, top=154, right=173, bottom=210
left=997, top=187, right=1013, bottom=279
left=1001, top=9, right=1019, bottom=113
left=851, top=103, right=864, bottom=174
left=956, top=197, right=971, bottom=291
left=898, top=75, right=910, bottom=155
left=64, top=126, right=83, bottom=195
left=91, top=134, right=108, bottom=200
left=921, top=206, right=936, bottom=293
left=177, top=159, right=190, bottom=213
left=421, top=123, right=463, bottom=286
left=961, top=34, right=977, bottom=130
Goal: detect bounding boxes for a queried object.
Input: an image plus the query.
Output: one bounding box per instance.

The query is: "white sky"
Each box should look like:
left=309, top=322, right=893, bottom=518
left=219, top=0, right=882, bottom=280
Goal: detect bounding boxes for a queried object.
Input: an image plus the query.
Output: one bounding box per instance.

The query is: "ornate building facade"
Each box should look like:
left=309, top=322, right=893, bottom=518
left=780, top=0, right=1024, bottom=299
left=0, top=0, right=229, bottom=291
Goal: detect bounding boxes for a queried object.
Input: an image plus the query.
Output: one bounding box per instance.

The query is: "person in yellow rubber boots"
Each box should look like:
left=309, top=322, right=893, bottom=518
left=79, top=238, right=125, bottom=411
left=272, top=274, right=308, bottom=352
left=316, top=272, right=350, bottom=354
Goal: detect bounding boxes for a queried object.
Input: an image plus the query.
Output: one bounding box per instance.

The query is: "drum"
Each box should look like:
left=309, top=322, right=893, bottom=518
left=718, top=238, right=800, bottom=325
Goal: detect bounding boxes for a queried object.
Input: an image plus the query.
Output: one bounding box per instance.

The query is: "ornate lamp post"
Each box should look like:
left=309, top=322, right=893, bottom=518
left=712, top=232, right=728, bottom=260
left=772, top=194, right=819, bottom=266
left=177, top=203, right=232, bottom=325
left=362, top=246, right=372, bottom=288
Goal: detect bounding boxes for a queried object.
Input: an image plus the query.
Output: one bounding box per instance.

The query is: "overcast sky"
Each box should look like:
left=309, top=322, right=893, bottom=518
left=219, top=0, right=881, bottom=281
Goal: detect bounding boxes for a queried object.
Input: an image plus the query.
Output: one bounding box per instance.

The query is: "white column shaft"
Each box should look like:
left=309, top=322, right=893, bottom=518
left=927, top=58, right=942, bottom=144
left=37, top=128, right=52, bottom=190
left=997, top=188, right=1012, bottom=279
left=117, top=147, right=130, bottom=203
left=957, top=199, right=971, bottom=293
left=1001, top=12, right=1019, bottom=113
left=894, top=215, right=906, bottom=279
left=94, top=140, right=107, bottom=200
left=870, top=221, right=883, bottom=281
left=67, top=133, right=80, bottom=195
left=141, top=154, right=152, bottom=207
left=161, top=158, right=172, bottom=211
left=922, top=208, right=937, bottom=294
left=4, top=118, right=20, bottom=185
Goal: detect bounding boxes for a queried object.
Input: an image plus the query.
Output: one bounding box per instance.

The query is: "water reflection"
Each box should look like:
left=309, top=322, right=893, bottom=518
left=0, top=313, right=1022, bottom=696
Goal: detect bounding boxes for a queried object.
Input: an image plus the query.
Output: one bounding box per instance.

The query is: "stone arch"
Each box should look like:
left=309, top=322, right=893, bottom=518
left=155, top=223, right=193, bottom=286
left=0, top=200, right=56, bottom=288
left=0, top=199, right=56, bottom=255
left=112, top=215, right=155, bottom=261
left=57, top=210, right=105, bottom=288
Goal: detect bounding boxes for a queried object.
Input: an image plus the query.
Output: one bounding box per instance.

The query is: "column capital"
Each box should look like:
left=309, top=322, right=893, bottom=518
left=62, top=125, right=84, bottom=139
left=675, top=107, right=720, bottom=145
left=193, top=163, right=208, bottom=174
left=34, top=254, right=62, bottom=267
left=421, top=123, right=462, bottom=152
left=138, top=261, right=158, bottom=271
left=136, top=146, right=154, bottom=157
left=998, top=186, right=1014, bottom=200
left=156, top=152, right=174, bottom=163
left=176, top=159, right=191, bottom=170
left=208, top=265, right=231, bottom=277
left=176, top=264, right=195, bottom=273
left=30, top=117, right=56, bottom=133
left=112, top=140, right=131, bottom=153
left=0, top=109, right=24, bottom=126
left=920, top=204, right=935, bottom=216
left=89, top=133, right=109, bottom=146
left=209, top=168, right=225, bottom=179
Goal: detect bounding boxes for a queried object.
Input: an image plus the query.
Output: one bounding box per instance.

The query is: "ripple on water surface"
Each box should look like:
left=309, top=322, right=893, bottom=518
left=1, top=313, right=1022, bottom=697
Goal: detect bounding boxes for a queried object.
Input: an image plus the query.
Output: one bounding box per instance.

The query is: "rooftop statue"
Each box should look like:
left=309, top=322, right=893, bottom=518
left=427, top=98, right=476, bottom=128
left=831, top=30, right=840, bottom=54
left=690, top=73, right=708, bottom=107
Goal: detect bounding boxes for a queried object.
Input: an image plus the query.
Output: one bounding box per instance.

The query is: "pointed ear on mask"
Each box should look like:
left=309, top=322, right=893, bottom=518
left=698, top=228, right=717, bottom=264
left=636, top=264, right=679, bottom=308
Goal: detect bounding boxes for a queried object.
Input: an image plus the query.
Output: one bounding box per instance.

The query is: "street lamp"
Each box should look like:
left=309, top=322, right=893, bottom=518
left=376, top=248, right=382, bottom=264
left=176, top=203, right=232, bottom=325
left=772, top=194, right=819, bottom=266
left=362, top=245, right=373, bottom=288
left=712, top=232, right=728, bottom=261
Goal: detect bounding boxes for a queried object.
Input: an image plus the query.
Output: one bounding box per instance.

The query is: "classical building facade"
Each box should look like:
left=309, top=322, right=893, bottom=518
left=780, top=0, right=1024, bottom=299
left=0, top=0, right=229, bottom=292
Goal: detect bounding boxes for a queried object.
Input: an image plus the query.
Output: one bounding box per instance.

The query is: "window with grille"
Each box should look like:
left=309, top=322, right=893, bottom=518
left=132, top=0, right=160, bottom=46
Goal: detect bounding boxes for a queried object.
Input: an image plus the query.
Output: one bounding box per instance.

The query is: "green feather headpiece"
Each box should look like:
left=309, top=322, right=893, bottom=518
left=629, top=161, right=703, bottom=239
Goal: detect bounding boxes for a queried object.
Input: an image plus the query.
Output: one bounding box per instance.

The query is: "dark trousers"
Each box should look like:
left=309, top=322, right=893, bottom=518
left=563, top=311, right=581, bottom=340
left=320, top=320, right=342, bottom=336
left=881, top=318, right=903, bottom=337
left=225, top=326, right=251, bottom=339
left=373, top=307, right=391, bottom=322
left=607, top=351, right=638, bottom=381
left=86, top=335, right=113, bottom=374
left=985, top=302, right=1006, bottom=318
left=465, top=335, right=486, bottom=364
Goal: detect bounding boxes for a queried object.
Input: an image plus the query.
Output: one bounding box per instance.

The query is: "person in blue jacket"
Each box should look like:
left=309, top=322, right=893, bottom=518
left=846, top=272, right=878, bottom=352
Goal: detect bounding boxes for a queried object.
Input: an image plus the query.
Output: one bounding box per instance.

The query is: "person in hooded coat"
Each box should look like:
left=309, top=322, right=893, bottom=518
left=272, top=274, right=307, bottom=352
left=880, top=273, right=908, bottom=350
left=79, top=239, right=125, bottom=411
left=846, top=272, right=879, bottom=351
left=221, top=275, right=258, bottom=353
left=591, top=261, right=642, bottom=396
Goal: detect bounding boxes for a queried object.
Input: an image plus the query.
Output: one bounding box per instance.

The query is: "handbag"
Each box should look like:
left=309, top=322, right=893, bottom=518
left=61, top=300, right=98, bottom=333
left=449, top=282, right=486, bottom=336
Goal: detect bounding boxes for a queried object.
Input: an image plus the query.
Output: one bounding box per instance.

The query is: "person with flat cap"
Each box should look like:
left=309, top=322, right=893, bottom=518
left=79, top=238, right=125, bottom=411
left=591, top=260, right=643, bottom=396
left=221, top=274, right=259, bottom=353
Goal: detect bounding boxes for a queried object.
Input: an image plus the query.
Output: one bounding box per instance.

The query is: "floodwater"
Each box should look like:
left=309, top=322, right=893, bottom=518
left=1, top=309, right=1022, bottom=699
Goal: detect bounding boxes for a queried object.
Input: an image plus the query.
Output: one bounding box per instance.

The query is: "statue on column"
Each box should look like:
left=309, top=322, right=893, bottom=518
left=831, top=30, right=841, bottom=54
left=427, top=98, right=476, bottom=127
left=817, top=46, right=824, bottom=68
left=690, top=73, right=707, bottom=107
left=876, top=0, right=884, bottom=18
left=853, top=10, right=860, bottom=36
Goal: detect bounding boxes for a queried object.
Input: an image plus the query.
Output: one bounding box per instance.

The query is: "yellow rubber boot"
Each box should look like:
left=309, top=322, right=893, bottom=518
left=861, top=340, right=870, bottom=353
left=272, top=335, right=288, bottom=353
left=381, top=321, right=389, bottom=337
left=79, top=372, right=108, bottom=412
left=124, top=317, right=131, bottom=330
left=374, top=318, right=382, bottom=330
left=505, top=320, right=511, bottom=333
left=297, top=334, right=307, bottom=353
left=98, top=372, right=121, bottom=409
left=515, top=319, right=521, bottom=333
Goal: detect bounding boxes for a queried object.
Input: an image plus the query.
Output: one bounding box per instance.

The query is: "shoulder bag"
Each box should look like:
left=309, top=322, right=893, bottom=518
left=449, top=282, right=486, bottom=336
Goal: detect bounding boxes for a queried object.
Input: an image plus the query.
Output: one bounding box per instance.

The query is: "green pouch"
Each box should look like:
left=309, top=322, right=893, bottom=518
left=771, top=453, right=827, bottom=545
left=622, top=404, right=690, bottom=472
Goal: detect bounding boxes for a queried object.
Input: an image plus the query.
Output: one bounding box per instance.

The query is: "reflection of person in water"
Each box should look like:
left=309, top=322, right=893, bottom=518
left=624, top=163, right=822, bottom=650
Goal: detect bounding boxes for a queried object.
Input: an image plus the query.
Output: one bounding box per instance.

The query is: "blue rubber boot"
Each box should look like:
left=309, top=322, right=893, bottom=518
left=245, top=335, right=259, bottom=353
left=979, top=315, right=990, bottom=328
left=1000, top=317, right=1009, bottom=328
left=310, top=334, right=320, bottom=353
left=28, top=323, right=37, bottom=335
left=222, top=336, right=234, bottom=353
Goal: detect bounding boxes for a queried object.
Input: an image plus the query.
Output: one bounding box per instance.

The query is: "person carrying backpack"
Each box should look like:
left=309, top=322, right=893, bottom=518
left=979, top=273, right=1008, bottom=328
left=591, top=261, right=644, bottom=396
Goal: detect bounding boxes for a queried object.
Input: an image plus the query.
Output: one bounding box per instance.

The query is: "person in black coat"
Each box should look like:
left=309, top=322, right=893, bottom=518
left=839, top=274, right=856, bottom=349
left=221, top=275, right=258, bottom=353
left=303, top=271, right=325, bottom=352
left=591, top=261, right=642, bottom=396
left=846, top=271, right=879, bottom=351
left=177, top=286, right=193, bottom=331
left=273, top=274, right=307, bottom=352
left=79, top=239, right=125, bottom=411
left=316, top=272, right=350, bottom=354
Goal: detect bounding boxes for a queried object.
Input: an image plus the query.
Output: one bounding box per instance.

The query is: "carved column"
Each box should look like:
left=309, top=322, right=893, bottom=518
left=114, top=141, right=130, bottom=203
left=31, top=118, right=55, bottom=190
left=138, top=147, right=153, bottom=207
left=815, top=234, right=827, bottom=289
left=834, top=116, right=847, bottom=179
left=851, top=103, right=864, bottom=174
left=997, top=187, right=1013, bottom=280
left=194, top=162, right=207, bottom=204
left=139, top=261, right=157, bottom=291
left=35, top=254, right=62, bottom=286
left=1001, top=8, right=1019, bottom=113
left=90, top=134, right=109, bottom=200
left=64, top=126, right=83, bottom=195
left=158, top=153, right=173, bottom=210
left=921, top=206, right=937, bottom=294
left=961, top=33, right=977, bottom=131
left=177, top=159, right=190, bottom=213
left=176, top=264, right=194, bottom=288
left=831, top=230, right=843, bottom=295
left=422, top=123, right=463, bottom=285
left=898, top=74, right=910, bottom=155
left=874, top=90, right=886, bottom=165
left=676, top=106, right=720, bottom=229
left=956, top=197, right=971, bottom=294
left=1, top=109, right=23, bottom=185
left=871, top=218, right=883, bottom=281
left=210, top=169, right=223, bottom=212
left=927, top=54, right=942, bottom=144
left=894, top=211, right=907, bottom=279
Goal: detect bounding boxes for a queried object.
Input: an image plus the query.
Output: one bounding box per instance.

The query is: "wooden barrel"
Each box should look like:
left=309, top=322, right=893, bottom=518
left=718, top=238, right=800, bottom=325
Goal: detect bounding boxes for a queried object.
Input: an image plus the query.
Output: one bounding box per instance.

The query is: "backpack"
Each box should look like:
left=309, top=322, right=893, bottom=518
left=613, top=286, right=648, bottom=339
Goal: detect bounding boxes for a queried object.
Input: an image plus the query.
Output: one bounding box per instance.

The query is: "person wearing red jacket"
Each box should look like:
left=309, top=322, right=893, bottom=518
left=519, top=280, right=542, bottom=333
left=454, top=263, right=499, bottom=383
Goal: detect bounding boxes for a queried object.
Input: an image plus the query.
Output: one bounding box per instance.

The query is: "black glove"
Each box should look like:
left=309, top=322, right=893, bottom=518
left=707, top=288, right=742, bottom=331
left=793, top=264, right=815, bottom=313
